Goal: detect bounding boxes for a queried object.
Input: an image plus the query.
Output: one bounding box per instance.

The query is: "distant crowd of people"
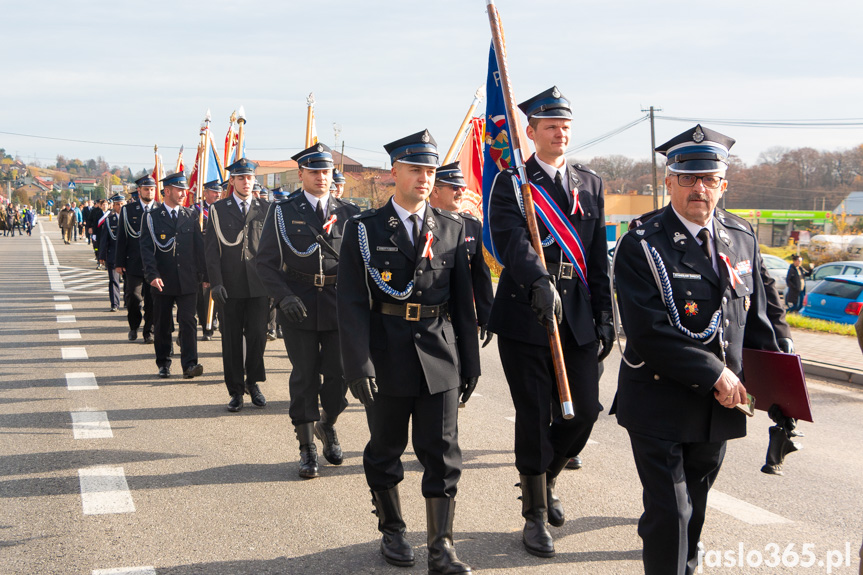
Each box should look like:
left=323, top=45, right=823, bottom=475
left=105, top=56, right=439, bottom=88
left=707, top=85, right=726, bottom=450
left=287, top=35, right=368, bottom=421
left=0, top=203, right=37, bottom=237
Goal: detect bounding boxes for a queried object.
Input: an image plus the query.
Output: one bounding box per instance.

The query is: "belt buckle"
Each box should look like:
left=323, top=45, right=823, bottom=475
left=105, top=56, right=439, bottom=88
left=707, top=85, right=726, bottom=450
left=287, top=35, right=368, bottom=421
left=558, top=262, right=574, bottom=280
left=405, top=303, right=421, bottom=321
left=314, top=274, right=326, bottom=287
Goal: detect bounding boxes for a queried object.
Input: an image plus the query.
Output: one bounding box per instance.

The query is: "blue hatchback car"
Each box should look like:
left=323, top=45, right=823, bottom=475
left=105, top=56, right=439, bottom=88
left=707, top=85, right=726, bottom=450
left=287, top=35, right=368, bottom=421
left=800, top=275, right=863, bottom=324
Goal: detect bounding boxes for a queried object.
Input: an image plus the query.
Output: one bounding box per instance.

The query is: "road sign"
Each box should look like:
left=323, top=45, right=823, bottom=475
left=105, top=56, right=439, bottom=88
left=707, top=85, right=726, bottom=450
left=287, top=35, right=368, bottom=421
left=47, top=200, right=54, bottom=206
left=68, top=182, right=76, bottom=190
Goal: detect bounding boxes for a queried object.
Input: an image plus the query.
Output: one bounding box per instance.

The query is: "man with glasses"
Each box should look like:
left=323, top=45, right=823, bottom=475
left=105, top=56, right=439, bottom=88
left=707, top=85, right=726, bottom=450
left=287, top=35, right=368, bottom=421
left=612, top=125, right=779, bottom=574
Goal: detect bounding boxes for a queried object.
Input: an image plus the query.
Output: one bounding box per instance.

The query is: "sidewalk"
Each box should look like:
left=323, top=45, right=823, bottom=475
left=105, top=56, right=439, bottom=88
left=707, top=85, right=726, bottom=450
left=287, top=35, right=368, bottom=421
left=791, top=326, right=863, bottom=384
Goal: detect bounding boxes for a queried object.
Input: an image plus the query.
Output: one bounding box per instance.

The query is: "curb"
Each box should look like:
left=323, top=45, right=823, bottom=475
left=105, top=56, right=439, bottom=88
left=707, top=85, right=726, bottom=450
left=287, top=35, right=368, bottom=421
left=802, top=359, right=863, bottom=387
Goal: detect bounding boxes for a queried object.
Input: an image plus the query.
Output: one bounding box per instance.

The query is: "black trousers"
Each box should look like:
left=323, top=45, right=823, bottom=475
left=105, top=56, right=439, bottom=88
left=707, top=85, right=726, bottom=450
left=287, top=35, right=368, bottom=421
left=628, top=431, right=726, bottom=575
left=281, top=322, right=346, bottom=425
left=153, top=291, right=197, bottom=370
left=363, top=385, right=461, bottom=498
left=125, top=274, right=153, bottom=336
left=106, top=265, right=121, bottom=309
left=497, top=330, right=602, bottom=475
left=221, top=296, right=269, bottom=396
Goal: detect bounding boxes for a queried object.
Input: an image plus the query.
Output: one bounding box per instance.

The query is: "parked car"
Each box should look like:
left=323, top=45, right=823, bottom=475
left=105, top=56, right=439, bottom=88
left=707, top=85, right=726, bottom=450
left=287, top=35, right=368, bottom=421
left=805, top=260, right=863, bottom=292
left=761, top=254, right=790, bottom=294
left=800, top=275, right=863, bottom=324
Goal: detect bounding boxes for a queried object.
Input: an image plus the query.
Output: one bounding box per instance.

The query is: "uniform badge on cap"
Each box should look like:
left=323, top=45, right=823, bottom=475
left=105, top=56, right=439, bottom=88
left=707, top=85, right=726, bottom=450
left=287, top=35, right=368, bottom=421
left=381, top=270, right=392, bottom=282
left=421, top=133, right=430, bottom=143
left=673, top=232, right=686, bottom=243
left=552, top=87, right=561, bottom=98
left=316, top=144, right=323, bottom=152
left=387, top=216, right=399, bottom=229
left=693, top=126, right=705, bottom=143
left=684, top=301, right=698, bottom=316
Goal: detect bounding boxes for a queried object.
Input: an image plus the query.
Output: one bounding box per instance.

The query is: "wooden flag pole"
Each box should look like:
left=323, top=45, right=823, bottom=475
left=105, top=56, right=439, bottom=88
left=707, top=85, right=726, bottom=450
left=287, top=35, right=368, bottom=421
left=154, top=145, right=163, bottom=198
left=305, top=93, right=315, bottom=148
left=486, top=0, right=574, bottom=419
left=442, top=85, right=485, bottom=165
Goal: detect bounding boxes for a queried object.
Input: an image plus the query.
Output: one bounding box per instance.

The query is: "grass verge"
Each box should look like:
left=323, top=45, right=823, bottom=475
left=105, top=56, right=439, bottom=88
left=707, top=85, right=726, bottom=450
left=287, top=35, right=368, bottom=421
left=785, top=312, right=856, bottom=336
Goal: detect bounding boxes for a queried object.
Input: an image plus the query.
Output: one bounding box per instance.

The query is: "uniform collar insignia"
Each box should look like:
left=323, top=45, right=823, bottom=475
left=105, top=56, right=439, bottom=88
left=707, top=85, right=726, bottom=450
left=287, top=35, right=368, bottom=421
left=718, top=229, right=731, bottom=243
left=426, top=216, right=436, bottom=230
left=226, top=200, right=233, bottom=206
left=635, top=229, right=645, bottom=236
left=387, top=216, right=399, bottom=229
left=673, top=231, right=686, bottom=243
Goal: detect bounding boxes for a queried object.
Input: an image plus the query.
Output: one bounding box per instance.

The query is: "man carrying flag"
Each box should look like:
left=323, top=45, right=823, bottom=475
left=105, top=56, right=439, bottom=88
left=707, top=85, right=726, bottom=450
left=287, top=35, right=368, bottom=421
left=486, top=87, right=614, bottom=557
left=195, top=179, right=222, bottom=341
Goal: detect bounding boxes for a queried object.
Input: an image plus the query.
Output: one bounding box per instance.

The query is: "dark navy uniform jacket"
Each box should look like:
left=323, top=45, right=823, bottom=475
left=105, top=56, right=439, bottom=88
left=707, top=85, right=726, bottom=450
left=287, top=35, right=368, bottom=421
left=205, top=196, right=268, bottom=299
left=256, top=192, right=359, bottom=331
left=139, top=204, right=205, bottom=296
left=337, top=199, right=481, bottom=397
left=462, top=213, right=493, bottom=327
left=115, top=201, right=159, bottom=277
left=487, top=155, right=612, bottom=346
left=97, top=212, right=120, bottom=266
left=613, top=206, right=779, bottom=443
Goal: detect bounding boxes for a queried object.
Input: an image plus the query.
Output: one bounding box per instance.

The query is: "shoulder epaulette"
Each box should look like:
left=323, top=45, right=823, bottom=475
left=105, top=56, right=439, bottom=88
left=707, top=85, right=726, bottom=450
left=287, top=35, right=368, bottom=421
left=433, top=207, right=461, bottom=221
left=716, top=209, right=753, bottom=233
left=354, top=208, right=377, bottom=220
left=573, top=163, right=598, bottom=176
left=460, top=212, right=480, bottom=223
left=628, top=216, right=663, bottom=239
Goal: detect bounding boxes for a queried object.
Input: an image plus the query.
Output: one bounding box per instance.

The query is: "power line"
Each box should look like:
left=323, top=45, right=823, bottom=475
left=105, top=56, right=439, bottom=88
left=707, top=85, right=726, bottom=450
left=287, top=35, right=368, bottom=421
left=656, top=115, right=863, bottom=129
left=0, top=130, right=181, bottom=149
left=567, top=115, right=649, bottom=154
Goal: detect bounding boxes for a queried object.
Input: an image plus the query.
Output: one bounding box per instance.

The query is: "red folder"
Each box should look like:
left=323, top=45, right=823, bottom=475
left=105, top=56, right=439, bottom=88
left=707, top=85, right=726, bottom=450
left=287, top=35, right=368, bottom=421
left=741, top=348, right=813, bottom=422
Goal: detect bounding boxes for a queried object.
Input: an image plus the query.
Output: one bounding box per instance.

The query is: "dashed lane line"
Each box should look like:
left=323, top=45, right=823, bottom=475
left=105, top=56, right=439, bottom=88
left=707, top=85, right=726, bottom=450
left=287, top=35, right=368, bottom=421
left=707, top=490, right=791, bottom=525
left=78, top=467, right=135, bottom=515
left=54, top=295, right=70, bottom=301
left=66, top=373, right=98, bottom=390
left=59, top=329, right=82, bottom=340
left=57, top=315, right=76, bottom=323
left=71, top=411, right=113, bottom=439
left=55, top=303, right=73, bottom=311
left=61, top=347, right=89, bottom=360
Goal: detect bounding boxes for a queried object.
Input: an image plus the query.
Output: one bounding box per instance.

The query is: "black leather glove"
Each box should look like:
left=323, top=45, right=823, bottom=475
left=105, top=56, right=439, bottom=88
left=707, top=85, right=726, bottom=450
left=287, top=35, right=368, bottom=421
left=211, top=285, right=228, bottom=306
left=530, top=276, right=562, bottom=327
left=279, top=295, right=308, bottom=323
left=459, top=376, right=478, bottom=405
left=349, top=377, right=377, bottom=406
left=596, top=310, right=615, bottom=362
left=479, top=325, right=494, bottom=348
left=777, top=337, right=794, bottom=354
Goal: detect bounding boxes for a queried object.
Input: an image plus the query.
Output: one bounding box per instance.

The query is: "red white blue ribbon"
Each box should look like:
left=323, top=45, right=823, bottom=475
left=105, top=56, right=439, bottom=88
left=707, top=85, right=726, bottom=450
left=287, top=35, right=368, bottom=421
left=323, top=214, right=337, bottom=234
left=528, top=180, right=589, bottom=292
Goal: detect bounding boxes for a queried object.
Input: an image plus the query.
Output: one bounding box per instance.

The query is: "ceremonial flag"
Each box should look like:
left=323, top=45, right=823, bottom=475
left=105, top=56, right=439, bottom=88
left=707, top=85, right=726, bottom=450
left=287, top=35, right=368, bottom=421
left=175, top=145, right=185, bottom=174
left=481, top=44, right=528, bottom=262
left=457, top=116, right=485, bottom=220
left=224, top=117, right=238, bottom=167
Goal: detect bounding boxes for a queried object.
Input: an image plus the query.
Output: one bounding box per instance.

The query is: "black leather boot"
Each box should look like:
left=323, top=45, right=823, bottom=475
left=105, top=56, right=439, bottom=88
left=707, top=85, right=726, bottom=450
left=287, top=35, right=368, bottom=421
left=295, top=423, right=319, bottom=479
left=314, top=411, right=343, bottom=465
left=545, top=455, right=569, bottom=527
left=761, top=425, right=801, bottom=475
left=372, top=487, right=415, bottom=567
left=426, top=497, right=471, bottom=575
left=519, top=474, right=555, bottom=557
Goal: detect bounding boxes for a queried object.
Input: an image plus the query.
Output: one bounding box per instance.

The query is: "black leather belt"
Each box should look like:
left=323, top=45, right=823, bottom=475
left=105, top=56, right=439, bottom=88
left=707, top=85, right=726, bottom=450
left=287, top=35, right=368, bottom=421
left=284, top=266, right=336, bottom=287
left=547, top=261, right=574, bottom=280
left=372, top=301, right=449, bottom=322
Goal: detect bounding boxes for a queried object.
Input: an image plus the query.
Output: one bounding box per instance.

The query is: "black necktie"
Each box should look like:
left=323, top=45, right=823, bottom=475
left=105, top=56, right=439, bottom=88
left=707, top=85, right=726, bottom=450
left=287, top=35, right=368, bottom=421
left=409, top=214, right=421, bottom=246
left=554, top=171, right=572, bottom=211
left=240, top=201, right=246, bottom=217
left=315, top=201, right=325, bottom=224
left=697, top=228, right=713, bottom=261
left=171, top=209, right=177, bottom=222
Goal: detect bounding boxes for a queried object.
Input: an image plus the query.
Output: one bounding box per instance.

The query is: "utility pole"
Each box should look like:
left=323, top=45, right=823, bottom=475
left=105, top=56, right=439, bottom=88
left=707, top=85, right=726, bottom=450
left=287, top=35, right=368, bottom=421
left=642, top=106, right=661, bottom=210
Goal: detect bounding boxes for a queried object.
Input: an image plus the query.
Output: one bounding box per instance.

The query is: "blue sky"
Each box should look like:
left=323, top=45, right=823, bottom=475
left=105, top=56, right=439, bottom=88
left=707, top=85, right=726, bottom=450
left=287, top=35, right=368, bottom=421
left=3, top=0, right=862, bottom=171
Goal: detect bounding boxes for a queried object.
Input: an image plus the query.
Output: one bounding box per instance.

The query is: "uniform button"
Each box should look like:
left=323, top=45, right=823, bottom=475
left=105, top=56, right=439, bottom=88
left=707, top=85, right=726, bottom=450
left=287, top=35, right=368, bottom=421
left=519, top=284, right=524, bottom=289
left=745, top=287, right=750, bottom=292
left=562, top=290, right=567, bottom=295
left=442, top=260, right=447, bottom=265
left=686, top=290, right=692, bottom=296
left=691, top=384, right=698, bottom=389
left=384, top=261, right=390, bottom=266
left=415, top=333, right=421, bottom=340
left=653, top=374, right=660, bottom=381
left=318, top=287, right=323, bottom=292
left=417, top=270, right=423, bottom=275
left=724, top=319, right=730, bottom=327
left=511, top=293, right=516, bottom=298
left=416, top=291, right=422, bottom=296
left=722, top=297, right=727, bottom=304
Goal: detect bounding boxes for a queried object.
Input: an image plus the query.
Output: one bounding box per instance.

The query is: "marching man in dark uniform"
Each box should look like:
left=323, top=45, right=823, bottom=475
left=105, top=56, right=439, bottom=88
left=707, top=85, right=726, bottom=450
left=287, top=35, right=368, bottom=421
left=116, top=176, right=159, bottom=343
left=430, top=161, right=494, bottom=347
left=98, top=193, right=125, bottom=312
left=205, top=160, right=270, bottom=412
left=140, top=172, right=206, bottom=379
left=256, top=143, right=359, bottom=478
left=613, top=125, right=779, bottom=575
left=195, top=180, right=222, bottom=341
left=486, top=87, right=613, bottom=557
left=338, top=130, right=479, bottom=574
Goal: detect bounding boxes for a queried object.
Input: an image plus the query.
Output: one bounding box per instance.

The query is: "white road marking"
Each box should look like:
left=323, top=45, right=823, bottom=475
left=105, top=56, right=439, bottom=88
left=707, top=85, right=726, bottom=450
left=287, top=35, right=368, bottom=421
left=57, top=315, right=76, bottom=323
left=66, top=372, right=98, bottom=390
left=61, top=347, right=88, bottom=360
left=78, top=467, right=135, bottom=515
left=707, top=490, right=791, bottom=525
left=58, top=329, right=81, bottom=340
left=54, top=295, right=70, bottom=301
left=55, top=303, right=73, bottom=311
left=71, top=411, right=113, bottom=439
left=93, top=568, right=156, bottom=575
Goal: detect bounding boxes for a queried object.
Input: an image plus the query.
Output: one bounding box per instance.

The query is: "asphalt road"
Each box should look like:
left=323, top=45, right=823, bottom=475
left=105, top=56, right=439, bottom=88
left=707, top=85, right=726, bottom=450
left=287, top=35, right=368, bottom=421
left=1, top=219, right=861, bottom=575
